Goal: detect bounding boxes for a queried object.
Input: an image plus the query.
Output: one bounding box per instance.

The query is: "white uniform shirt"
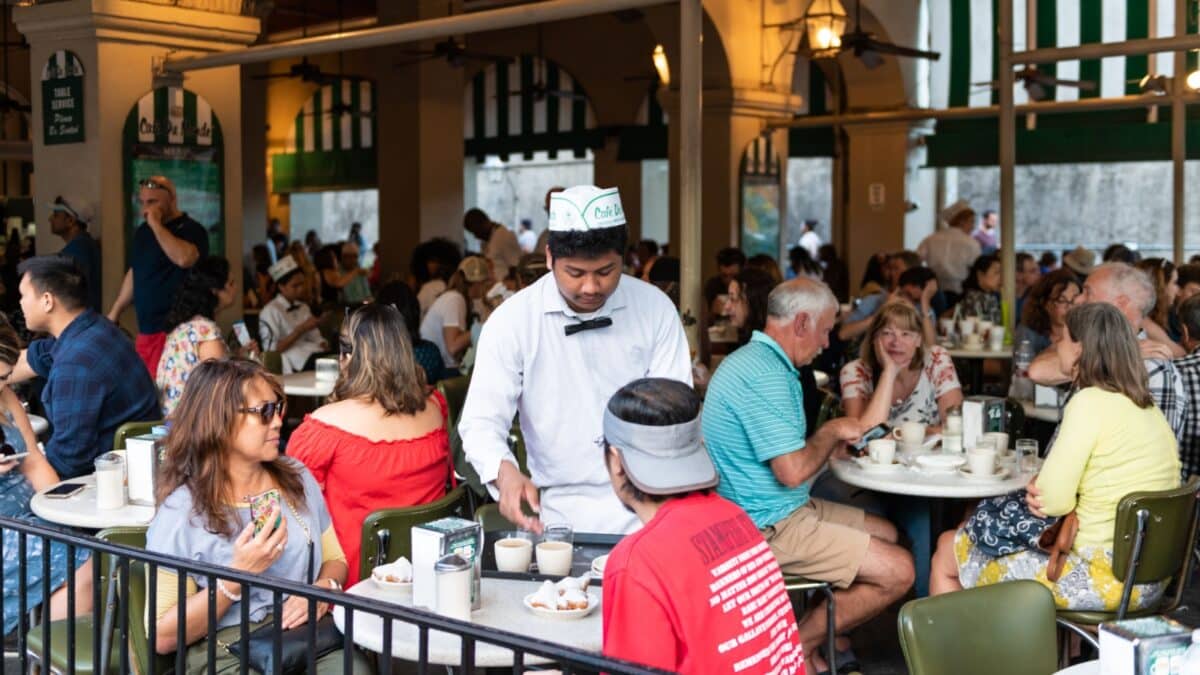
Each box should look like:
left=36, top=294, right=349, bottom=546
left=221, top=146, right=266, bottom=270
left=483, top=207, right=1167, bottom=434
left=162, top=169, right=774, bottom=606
left=799, top=231, right=821, bottom=260
left=485, top=226, right=523, bottom=281
left=258, top=294, right=325, bottom=374
left=459, top=273, right=692, bottom=534
left=917, top=227, right=982, bottom=294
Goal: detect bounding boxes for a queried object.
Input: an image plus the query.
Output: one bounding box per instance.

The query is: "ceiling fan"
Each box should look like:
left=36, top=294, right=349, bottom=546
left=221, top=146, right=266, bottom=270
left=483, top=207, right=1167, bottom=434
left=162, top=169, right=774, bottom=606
left=973, top=67, right=1096, bottom=101
left=253, top=1, right=369, bottom=88
left=499, top=25, right=587, bottom=102
left=394, top=38, right=513, bottom=69
left=819, top=1, right=940, bottom=68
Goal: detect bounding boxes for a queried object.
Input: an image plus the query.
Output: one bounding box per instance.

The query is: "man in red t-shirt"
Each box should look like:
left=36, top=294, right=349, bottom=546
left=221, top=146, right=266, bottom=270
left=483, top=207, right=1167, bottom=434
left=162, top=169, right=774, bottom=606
left=600, top=378, right=805, bottom=674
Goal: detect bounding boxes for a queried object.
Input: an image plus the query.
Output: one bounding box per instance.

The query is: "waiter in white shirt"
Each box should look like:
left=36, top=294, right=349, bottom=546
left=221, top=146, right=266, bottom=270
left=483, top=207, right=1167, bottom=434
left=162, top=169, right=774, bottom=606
left=258, top=255, right=328, bottom=373
left=459, top=185, right=692, bottom=534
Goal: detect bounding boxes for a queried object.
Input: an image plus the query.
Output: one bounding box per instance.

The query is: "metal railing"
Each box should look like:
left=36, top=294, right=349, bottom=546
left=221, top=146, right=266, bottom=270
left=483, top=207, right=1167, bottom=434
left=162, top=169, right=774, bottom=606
left=1, top=516, right=669, bottom=675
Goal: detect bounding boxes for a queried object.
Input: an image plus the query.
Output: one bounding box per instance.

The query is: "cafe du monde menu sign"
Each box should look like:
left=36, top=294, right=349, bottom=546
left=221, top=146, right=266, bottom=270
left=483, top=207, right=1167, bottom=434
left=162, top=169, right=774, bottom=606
left=42, top=50, right=84, bottom=145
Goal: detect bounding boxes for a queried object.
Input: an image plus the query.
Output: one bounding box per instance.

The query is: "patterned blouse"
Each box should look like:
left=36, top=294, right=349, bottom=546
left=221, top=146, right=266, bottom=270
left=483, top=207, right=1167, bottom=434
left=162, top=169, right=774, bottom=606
left=839, top=345, right=962, bottom=427
left=156, top=316, right=221, bottom=417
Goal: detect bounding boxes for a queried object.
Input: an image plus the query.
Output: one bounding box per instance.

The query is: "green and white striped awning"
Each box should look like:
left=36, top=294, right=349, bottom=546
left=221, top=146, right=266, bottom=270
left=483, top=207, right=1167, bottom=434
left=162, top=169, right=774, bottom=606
left=464, top=55, right=601, bottom=160
left=132, top=86, right=216, bottom=147
left=41, top=50, right=84, bottom=81
left=273, top=78, right=377, bottom=193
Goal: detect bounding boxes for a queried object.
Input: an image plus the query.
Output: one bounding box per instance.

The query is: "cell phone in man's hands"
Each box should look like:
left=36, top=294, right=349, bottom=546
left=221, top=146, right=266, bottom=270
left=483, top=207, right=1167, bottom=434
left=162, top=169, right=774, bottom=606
left=849, top=424, right=892, bottom=456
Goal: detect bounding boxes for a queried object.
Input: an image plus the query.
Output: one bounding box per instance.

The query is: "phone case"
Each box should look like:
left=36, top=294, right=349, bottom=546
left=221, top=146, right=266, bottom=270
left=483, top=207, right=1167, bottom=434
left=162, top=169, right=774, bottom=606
left=233, top=322, right=252, bottom=347
left=247, top=489, right=282, bottom=536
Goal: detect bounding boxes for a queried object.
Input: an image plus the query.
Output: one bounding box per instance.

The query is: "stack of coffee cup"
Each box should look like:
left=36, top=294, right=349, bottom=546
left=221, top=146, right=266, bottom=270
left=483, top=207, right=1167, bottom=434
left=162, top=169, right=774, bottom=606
left=959, top=317, right=983, bottom=350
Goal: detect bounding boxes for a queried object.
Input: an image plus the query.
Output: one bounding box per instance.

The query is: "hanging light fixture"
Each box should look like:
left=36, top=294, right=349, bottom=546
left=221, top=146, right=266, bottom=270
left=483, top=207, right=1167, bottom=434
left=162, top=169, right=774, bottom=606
left=1139, top=73, right=1171, bottom=95
left=1187, top=69, right=1200, bottom=91
left=804, top=0, right=847, bottom=58
left=652, top=44, right=670, bottom=87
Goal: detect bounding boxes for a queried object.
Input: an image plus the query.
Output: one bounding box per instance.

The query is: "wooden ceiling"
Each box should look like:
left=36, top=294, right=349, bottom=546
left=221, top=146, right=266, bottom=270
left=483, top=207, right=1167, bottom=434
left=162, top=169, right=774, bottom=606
left=261, top=0, right=378, bottom=36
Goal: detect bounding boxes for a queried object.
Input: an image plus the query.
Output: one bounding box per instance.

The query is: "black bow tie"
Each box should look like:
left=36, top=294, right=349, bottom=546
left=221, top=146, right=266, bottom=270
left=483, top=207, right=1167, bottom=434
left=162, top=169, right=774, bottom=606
left=286, top=303, right=302, bottom=312
left=564, top=317, right=612, bottom=336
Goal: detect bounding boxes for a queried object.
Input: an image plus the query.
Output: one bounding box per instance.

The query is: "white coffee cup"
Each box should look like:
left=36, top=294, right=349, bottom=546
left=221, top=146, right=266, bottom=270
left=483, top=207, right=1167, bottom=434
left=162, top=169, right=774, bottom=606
left=535, top=541, right=574, bottom=577
left=494, top=536, right=533, bottom=573
left=982, top=431, right=1010, bottom=455
left=867, top=438, right=896, bottom=465
left=893, top=422, right=925, bottom=449
left=963, top=333, right=984, bottom=350
left=939, top=318, right=956, bottom=337
left=959, top=318, right=977, bottom=335
left=977, top=320, right=994, bottom=336
left=989, top=326, right=1006, bottom=350
left=967, top=447, right=997, bottom=476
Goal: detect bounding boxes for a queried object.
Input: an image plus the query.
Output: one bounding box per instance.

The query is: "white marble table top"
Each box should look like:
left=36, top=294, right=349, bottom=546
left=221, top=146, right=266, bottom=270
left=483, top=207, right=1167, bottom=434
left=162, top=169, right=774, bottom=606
left=831, top=454, right=1035, bottom=499
left=280, top=371, right=335, bottom=398
left=30, top=475, right=156, bottom=529
left=332, top=577, right=602, bottom=667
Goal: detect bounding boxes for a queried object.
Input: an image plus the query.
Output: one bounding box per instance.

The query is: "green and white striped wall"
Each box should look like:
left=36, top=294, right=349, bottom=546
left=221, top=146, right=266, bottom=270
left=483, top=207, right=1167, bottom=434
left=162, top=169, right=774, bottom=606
left=464, top=54, right=601, bottom=161
left=273, top=79, right=377, bottom=193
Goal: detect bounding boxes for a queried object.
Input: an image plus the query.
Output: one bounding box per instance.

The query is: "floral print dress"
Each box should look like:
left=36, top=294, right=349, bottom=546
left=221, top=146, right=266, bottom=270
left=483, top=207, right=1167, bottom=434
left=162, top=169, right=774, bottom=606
left=839, top=345, right=962, bottom=427
left=156, top=317, right=221, bottom=417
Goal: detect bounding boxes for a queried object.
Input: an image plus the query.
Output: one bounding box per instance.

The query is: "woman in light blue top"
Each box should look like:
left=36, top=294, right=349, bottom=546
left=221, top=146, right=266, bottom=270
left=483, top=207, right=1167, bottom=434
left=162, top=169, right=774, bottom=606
left=146, top=359, right=368, bottom=674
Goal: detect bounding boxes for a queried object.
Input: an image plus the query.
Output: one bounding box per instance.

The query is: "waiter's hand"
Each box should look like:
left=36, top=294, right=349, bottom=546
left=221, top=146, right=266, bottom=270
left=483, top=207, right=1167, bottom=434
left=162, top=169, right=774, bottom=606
left=496, top=461, right=542, bottom=534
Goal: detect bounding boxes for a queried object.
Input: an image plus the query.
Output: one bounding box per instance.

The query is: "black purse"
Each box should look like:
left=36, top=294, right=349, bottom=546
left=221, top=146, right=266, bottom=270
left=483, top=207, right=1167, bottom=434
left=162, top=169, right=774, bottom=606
left=226, top=500, right=344, bottom=675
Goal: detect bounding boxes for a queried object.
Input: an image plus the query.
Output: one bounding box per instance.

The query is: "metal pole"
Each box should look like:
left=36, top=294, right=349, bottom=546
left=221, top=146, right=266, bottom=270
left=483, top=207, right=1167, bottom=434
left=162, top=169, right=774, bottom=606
left=763, top=92, right=1200, bottom=129
left=679, top=0, right=702, bottom=350
left=1013, top=32, right=1200, bottom=64
left=1173, top=0, right=1186, bottom=264
left=164, top=0, right=672, bottom=72
left=999, top=0, right=1016, bottom=337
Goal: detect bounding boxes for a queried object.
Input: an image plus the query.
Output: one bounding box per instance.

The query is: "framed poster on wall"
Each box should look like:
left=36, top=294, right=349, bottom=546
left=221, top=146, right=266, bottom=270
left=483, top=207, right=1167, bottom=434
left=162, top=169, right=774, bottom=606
left=121, top=86, right=224, bottom=257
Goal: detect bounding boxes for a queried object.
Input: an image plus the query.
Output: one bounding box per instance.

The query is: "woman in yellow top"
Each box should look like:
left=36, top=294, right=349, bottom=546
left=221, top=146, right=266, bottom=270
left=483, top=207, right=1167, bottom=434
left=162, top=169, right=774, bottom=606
left=930, top=302, right=1181, bottom=610
left=146, top=359, right=370, bottom=673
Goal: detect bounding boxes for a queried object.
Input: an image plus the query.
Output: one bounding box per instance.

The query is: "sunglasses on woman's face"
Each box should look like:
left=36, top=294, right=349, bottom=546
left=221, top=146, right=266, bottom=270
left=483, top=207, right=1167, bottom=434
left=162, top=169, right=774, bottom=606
left=338, top=336, right=353, bottom=358
left=240, top=399, right=285, bottom=424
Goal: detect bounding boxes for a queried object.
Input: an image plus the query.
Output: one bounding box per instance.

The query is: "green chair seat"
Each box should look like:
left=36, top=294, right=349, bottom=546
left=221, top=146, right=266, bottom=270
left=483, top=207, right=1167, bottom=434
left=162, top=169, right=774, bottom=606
left=899, top=580, right=1059, bottom=675
left=25, top=616, right=114, bottom=675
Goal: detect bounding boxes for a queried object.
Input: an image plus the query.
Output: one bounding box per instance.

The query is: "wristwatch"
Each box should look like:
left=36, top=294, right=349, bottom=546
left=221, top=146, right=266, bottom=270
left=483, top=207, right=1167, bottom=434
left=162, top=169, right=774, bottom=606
left=321, top=578, right=341, bottom=591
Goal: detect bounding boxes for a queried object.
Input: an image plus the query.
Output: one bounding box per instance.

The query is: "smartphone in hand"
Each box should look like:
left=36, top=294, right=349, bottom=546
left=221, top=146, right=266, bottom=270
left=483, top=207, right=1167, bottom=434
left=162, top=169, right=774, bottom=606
left=247, top=489, right=282, bottom=536
left=232, top=321, right=253, bottom=347
left=849, top=424, right=892, bottom=457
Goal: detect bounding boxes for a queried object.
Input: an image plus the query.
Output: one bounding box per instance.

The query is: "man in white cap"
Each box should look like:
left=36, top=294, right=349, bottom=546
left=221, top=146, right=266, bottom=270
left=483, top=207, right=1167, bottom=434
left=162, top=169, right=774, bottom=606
left=48, top=195, right=101, bottom=311
left=917, top=199, right=981, bottom=307
left=459, top=185, right=691, bottom=534
left=259, top=255, right=327, bottom=374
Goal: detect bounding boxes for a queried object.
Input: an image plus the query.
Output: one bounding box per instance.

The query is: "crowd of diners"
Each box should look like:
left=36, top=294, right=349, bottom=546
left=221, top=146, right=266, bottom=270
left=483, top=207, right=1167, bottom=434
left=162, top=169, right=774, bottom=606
left=0, top=180, right=1192, bottom=674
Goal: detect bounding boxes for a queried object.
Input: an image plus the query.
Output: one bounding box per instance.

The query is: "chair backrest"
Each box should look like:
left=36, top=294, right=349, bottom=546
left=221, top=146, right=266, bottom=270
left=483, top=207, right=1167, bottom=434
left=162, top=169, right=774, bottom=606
left=1112, top=476, right=1200, bottom=584
left=473, top=503, right=517, bottom=533
left=358, top=485, right=468, bottom=581
left=815, top=392, right=843, bottom=429
left=94, top=527, right=167, bottom=675
left=113, top=421, right=162, bottom=452
left=898, top=580, right=1058, bottom=675
left=261, top=350, right=284, bottom=376
left=437, top=376, right=486, bottom=497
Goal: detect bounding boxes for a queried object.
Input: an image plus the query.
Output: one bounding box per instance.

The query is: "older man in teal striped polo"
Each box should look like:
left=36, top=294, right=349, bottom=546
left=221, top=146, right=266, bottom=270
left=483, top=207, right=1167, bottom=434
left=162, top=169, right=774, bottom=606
left=702, top=277, right=914, bottom=673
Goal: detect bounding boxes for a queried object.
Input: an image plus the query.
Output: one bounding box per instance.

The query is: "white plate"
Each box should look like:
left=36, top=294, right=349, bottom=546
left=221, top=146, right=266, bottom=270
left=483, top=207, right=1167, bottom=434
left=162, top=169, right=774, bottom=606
left=853, top=457, right=904, bottom=473
left=957, top=466, right=1010, bottom=482
left=590, top=554, right=609, bottom=576
left=523, top=591, right=600, bottom=620
left=371, top=559, right=414, bottom=590
left=914, top=454, right=966, bottom=472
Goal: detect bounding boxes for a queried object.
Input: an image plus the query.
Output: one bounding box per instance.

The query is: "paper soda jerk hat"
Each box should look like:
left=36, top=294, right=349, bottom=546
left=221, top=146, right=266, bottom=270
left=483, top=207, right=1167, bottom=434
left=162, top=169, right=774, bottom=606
left=268, top=255, right=299, bottom=283
left=548, top=186, right=626, bottom=232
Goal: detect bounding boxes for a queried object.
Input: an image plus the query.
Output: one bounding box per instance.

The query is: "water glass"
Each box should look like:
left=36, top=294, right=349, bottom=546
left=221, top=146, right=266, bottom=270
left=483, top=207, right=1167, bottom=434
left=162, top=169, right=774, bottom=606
left=1015, top=439, right=1039, bottom=473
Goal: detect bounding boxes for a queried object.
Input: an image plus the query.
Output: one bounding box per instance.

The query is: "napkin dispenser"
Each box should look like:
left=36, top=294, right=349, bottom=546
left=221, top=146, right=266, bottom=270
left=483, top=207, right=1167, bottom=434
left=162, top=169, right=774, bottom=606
left=124, top=434, right=160, bottom=507
left=962, top=396, right=1006, bottom=449
left=412, top=517, right=482, bottom=611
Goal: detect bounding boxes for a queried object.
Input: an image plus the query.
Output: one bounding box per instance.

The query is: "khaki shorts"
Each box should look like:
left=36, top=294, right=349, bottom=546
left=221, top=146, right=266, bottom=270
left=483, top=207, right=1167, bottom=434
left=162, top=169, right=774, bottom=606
left=762, top=497, right=872, bottom=589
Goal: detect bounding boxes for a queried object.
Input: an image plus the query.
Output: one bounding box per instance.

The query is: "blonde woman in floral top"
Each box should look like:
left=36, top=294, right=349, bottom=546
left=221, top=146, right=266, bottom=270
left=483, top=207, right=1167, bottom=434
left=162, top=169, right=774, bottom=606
left=840, top=301, right=963, bottom=432
left=157, top=257, right=252, bottom=416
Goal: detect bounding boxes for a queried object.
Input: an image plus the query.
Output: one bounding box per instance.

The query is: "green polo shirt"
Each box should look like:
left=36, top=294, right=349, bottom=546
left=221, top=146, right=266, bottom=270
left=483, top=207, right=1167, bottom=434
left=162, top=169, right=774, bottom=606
left=701, top=330, right=809, bottom=528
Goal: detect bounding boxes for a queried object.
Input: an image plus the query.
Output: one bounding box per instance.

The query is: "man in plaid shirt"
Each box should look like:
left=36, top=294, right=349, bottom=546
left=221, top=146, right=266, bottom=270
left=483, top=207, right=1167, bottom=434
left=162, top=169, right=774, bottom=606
left=1174, top=294, right=1200, bottom=479
left=1029, top=262, right=1187, bottom=443
left=10, top=256, right=159, bottom=479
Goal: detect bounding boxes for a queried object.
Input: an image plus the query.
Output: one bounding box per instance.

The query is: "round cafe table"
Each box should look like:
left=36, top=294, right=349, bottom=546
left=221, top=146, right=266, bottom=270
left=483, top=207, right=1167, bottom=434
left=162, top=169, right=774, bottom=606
left=831, top=453, right=1036, bottom=597
left=30, top=475, right=156, bottom=529
left=279, top=371, right=335, bottom=398
left=333, top=578, right=601, bottom=667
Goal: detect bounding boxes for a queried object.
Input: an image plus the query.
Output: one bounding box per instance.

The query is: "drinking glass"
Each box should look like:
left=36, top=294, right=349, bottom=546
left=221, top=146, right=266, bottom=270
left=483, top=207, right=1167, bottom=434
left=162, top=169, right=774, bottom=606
left=1015, top=439, right=1039, bottom=473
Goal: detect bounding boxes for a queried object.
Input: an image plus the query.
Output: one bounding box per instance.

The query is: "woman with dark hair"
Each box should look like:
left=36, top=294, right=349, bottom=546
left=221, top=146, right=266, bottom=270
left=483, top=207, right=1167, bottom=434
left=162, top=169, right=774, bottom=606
left=157, top=256, right=246, bottom=417
left=288, top=304, right=450, bottom=583
left=1016, top=269, right=1081, bottom=355
left=1136, top=257, right=1185, bottom=357
left=959, top=253, right=1002, bottom=323
left=859, top=252, right=889, bottom=296
left=147, top=359, right=367, bottom=672
left=931, top=303, right=1181, bottom=609
left=315, top=243, right=366, bottom=308
left=0, top=314, right=91, bottom=634
left=723, top=267, right=776, bottom=345
left=373, top=281, right=447, bottom=386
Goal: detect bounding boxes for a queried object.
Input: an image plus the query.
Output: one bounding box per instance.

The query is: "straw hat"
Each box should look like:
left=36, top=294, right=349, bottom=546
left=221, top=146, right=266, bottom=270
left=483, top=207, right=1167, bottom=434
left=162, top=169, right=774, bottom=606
left=1062, top=246, right=1097, bottom=276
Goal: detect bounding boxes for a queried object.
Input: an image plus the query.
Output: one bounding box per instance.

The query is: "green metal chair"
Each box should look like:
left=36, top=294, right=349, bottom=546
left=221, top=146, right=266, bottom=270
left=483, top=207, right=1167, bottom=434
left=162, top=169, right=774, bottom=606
left=814, top=392, right=843, bottom=429
left=782, top=575, right=837, bottom=674
left=261, top=350, right=284, bottom=376
left=25, top=527, right=148, bottom=675
left=112, top=421, right=162, bottom=452
left=438, top=376, right=486, bottom=500
left=898, top=580, right=1059, bottom=675
left=1056, top=477, right=1200, bottom=648
left=473, top=503, right=517, bottom=533
left=358, top=484, right=469, bottom=581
